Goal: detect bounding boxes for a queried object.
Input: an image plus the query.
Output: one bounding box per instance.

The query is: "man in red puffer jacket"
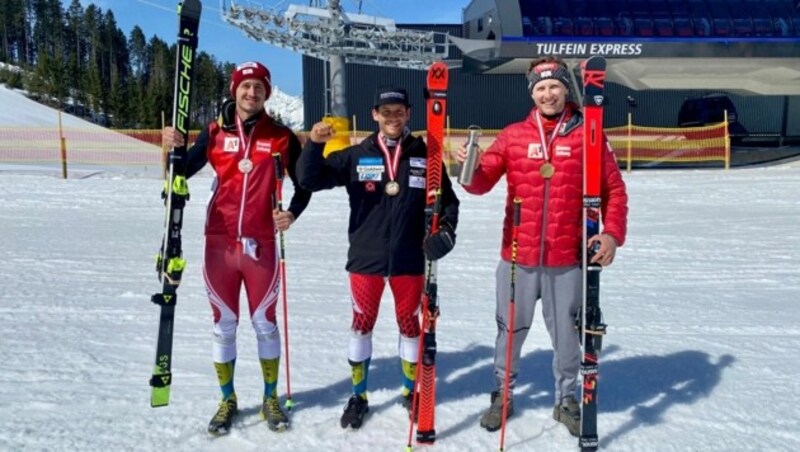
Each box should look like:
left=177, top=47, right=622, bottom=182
left=455, top=56, right=628, bottom=437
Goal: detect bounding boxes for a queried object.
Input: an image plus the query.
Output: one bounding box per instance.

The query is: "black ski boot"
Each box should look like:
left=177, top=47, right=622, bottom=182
left=340, top=394, right=369, bottom=429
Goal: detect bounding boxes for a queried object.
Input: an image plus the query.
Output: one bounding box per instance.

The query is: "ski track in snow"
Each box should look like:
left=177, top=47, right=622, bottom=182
left=1, top=166, right=799, bottom=451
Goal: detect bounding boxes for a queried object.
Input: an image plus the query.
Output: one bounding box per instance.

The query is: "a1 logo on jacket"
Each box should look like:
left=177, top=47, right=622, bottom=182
left=224, top=137, right=239, bottom=153
left=528, top=143, right=543, bottom=159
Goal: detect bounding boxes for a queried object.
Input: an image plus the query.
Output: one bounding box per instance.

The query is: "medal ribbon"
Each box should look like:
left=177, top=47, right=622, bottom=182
left=234, top=114, right=257, bottom=251
left=533, top=109, right=566, bottom=163
left=377, top=134, right=403, bottom=183
left=235, top=114, right=254, bottom=158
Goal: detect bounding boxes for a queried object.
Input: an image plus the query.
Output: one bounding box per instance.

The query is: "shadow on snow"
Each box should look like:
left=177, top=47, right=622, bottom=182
left=288, top=343, right=734, bottom=445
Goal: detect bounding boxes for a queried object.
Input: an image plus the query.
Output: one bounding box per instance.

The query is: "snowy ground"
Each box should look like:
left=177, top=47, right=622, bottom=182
left=1, top=164, right=799, bottom=451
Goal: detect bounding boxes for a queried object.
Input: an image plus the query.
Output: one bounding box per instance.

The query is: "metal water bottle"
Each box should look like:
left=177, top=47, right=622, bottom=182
left=458, top=126, right=482, bottom=186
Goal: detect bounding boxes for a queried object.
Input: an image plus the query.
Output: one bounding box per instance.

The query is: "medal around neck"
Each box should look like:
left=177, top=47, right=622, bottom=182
left=385, top=181, right=400, bottom=196
left=540, top=162, right=555, bottom=179
left=238, top=158, right=253, bottom=174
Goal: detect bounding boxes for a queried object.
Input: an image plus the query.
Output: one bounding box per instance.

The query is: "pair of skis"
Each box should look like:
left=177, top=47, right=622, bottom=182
left=149, top=0, right=202, bottom=408
left=578, top=55, right=608, bottom=452
left=406, top=61, right=448, bottom=448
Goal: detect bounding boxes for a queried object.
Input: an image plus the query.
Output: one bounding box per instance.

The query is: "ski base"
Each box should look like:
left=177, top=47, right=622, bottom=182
left=416, top=429, right=436, bottom=444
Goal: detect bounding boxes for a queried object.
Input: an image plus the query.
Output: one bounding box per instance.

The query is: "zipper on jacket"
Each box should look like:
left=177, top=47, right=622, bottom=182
left=237, top=132, right=255, bottom=239
left=383, top=139, right=408, bottom=276
left=386, top=167, right=401, bottom=276
left=538, top=177, right=550, bottom=266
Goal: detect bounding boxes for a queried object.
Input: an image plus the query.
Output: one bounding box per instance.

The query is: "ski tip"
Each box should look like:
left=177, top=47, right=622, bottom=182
left=179, top=0, right=203, bottom=20
left=426, top=61, right=448, bottom=91
left=581, top=56, right=606, bottom=101
left=581, top=56, right=607, bottom=72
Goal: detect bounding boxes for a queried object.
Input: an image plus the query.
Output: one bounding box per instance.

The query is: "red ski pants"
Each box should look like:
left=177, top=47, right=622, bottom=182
left=348, top=273, right=423, bottom=337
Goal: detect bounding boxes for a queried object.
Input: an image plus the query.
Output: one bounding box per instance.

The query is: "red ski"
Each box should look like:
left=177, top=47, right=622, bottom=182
left=579, top=55, right=607, bottom=451
left=409, top=61, right=448, bottom=446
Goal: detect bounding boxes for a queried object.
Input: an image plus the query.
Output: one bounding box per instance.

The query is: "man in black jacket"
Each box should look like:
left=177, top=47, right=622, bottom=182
left=298, top=86, right=459, bottom=429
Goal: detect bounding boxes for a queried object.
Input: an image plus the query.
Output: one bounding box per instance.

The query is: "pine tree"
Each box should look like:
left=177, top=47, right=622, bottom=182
left=65, top=0, right=86, bottom=112
left=83, top=4, right=103, bottom=114
left=141, top=36, right=170, bottom=128
left=129, top=26, right=146, bottom=78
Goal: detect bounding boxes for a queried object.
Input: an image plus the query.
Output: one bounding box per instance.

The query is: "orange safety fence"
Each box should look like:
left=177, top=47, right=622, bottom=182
left=605, top=122, right=729, bottom=168
left=0, top=122, right=729, bottom=172
left=0, top=128, right=200, bottom=167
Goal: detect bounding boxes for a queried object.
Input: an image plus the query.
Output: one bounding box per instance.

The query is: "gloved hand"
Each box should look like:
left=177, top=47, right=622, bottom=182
left=422, top=224, right=456, bottom=261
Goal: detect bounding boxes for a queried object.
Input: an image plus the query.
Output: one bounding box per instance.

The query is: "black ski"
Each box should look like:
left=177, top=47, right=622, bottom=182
left=578, top=55, right=607, bottom=450
left=150, top=0, right=202, bottom=408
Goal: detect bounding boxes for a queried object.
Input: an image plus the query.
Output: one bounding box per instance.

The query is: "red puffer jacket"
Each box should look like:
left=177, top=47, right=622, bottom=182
left=464, top=106, right=628, bottom=267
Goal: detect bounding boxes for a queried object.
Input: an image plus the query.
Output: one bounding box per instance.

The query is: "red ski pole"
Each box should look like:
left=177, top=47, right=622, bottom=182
left=499, top=197, right=522, bottom=451
left=272, top=152, right=293, bottom=410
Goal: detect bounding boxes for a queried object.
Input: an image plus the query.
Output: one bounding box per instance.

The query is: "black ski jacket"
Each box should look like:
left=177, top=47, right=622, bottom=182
left=297, top=132, right=459, bottom=276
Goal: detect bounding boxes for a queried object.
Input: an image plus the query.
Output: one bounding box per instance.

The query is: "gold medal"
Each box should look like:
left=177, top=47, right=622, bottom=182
left=238, top=158, right=253, bottom=174
left=385, top=181, right=400, bottom=196
left=540, top=162, right=555, bottom=179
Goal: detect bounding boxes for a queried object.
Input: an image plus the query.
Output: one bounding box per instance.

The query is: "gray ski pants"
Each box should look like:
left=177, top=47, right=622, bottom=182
left=492, top=259, right=581, bottom=404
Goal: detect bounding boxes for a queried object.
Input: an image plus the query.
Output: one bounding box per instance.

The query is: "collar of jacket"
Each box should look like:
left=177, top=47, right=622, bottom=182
left=221, top=108, right=266, bottom=133
left=529, top=103, right=583, bottom=136
left=369, top=130, right=418, bottom=150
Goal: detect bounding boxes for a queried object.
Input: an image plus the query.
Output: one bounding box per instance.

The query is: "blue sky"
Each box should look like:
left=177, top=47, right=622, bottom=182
left=77, top=0, right=466, bottom=96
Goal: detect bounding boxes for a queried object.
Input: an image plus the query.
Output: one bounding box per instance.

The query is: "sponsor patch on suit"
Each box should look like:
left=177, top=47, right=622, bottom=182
left=255, top=140, right=272, bottom=153
left=357, top=157, right=384, bottom=182
left=224, top=137, right=239, bottom=153
left=528, top=143, right=543, bottom=159
left=555, top=145, right=571, bottom=157
left=409, top=175, right=426, bottom=189
left=410, top=157, right=427, bottom=168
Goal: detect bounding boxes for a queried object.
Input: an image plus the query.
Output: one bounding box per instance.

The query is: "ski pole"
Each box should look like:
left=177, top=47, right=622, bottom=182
left=499, top=197, right=522, bottom=452
left=272, top=152, right=293, bottom=410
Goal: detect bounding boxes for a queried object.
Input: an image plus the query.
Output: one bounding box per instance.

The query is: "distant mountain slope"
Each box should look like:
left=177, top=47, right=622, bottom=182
left=266, top=86, right=304, bottom=131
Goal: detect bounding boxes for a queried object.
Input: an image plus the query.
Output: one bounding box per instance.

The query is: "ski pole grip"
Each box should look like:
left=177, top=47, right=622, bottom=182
left=512, top=197, right=522, bottom=227
left=457, top=126, right=482, bottom=186
left=272, top=152, right=284, bottom=181
left=272, top=152, right=285, bottom=211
